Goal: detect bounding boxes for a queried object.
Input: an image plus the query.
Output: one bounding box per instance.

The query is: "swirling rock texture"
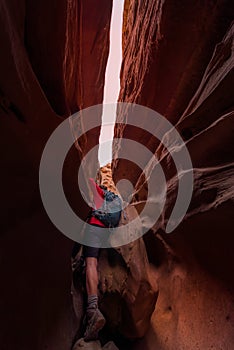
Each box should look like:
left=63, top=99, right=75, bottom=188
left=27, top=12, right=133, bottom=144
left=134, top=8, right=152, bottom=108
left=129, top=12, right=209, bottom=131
left=1, top=0, right=234, bottom=350
left=113, top=1, right=234, bottom=349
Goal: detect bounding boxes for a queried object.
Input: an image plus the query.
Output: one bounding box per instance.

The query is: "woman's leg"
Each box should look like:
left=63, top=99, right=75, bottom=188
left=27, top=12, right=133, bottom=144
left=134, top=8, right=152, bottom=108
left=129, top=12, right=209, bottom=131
left=85, top=257, right=98, bottom=296
left=83, top=248, right=105, bottom=341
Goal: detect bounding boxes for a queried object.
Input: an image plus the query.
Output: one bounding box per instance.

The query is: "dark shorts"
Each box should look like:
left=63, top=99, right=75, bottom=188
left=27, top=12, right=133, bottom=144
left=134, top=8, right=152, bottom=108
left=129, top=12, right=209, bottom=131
left=83, top=224, right=104, bottom=259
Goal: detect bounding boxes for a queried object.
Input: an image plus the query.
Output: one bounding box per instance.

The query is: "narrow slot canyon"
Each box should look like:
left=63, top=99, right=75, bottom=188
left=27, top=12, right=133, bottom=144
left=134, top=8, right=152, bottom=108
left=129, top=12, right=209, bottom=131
left=98, top=0, right=124, bottom=167
left=0, top=1, right=234, bottom=350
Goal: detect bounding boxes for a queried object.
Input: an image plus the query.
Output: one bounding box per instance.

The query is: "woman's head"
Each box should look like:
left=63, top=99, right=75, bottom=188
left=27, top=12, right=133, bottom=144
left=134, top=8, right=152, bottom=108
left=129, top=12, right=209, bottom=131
left=95, top=164, right=120, bottom=195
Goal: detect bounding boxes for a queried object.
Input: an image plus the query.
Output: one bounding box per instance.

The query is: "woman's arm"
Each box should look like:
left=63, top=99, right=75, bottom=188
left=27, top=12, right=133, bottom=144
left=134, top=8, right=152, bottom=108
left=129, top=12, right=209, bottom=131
left=89, top=178, right=104, bottom=209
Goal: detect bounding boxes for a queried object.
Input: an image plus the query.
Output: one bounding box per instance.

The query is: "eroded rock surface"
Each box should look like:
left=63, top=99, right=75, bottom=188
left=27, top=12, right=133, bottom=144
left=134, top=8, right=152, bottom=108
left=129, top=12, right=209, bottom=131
left=114, top=0, right=233, bottom=184
left=72, top=338, right=119, bottom=350
left=0, top=1, right=112, bottom=349
left=112, top=1, right=234, bottom=349
left=1, top=0, right=233, bottom=349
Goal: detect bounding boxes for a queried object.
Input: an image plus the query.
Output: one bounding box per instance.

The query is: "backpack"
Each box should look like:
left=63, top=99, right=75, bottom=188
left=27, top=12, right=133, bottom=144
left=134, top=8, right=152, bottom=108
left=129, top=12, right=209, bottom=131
left=91, top=190, right=122, bottom=228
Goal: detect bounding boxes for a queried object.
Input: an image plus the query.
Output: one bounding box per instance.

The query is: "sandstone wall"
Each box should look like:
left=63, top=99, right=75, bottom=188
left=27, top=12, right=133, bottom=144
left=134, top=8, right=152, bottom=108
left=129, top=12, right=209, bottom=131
left=1, top=0, right=233, bottom=349
left=0, top=1, right=112, bottom=349
left=113, top=1, right=234, bottom=349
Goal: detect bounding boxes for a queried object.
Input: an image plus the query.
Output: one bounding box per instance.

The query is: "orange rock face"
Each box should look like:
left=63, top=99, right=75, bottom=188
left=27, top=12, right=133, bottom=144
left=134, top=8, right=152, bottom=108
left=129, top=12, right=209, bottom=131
left=113, top=1, right=234, bottom=349
left=1, top=0, right=234, bottom=349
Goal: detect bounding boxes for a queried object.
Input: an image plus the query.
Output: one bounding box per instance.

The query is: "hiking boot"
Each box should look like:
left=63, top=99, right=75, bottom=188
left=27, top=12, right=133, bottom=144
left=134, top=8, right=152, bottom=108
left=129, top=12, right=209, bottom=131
left=84, top=308, right=106, bottom=342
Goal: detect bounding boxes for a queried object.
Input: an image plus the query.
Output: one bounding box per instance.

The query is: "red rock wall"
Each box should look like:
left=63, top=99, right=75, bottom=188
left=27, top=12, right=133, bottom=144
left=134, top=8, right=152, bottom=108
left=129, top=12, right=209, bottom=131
left=0, top=1, right=112, bottom=349
left=1, top=0, right=233, bottom=349
left=113, top=1, right=234, bottom=349
left=114, top=0, right=233, bottom=184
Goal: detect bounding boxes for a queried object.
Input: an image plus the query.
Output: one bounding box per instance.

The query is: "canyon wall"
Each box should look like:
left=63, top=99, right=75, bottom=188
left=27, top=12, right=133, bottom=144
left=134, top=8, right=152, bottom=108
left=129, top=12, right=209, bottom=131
left=0, top=1, right=112, bottom=349
left=1, top=0, right=234, bottom=349
left=113, top=1, right=234, bottom=349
